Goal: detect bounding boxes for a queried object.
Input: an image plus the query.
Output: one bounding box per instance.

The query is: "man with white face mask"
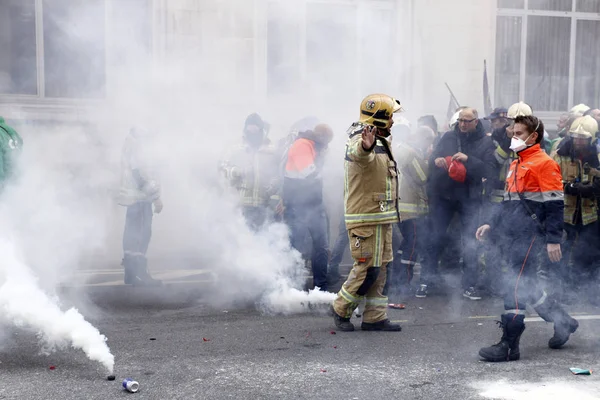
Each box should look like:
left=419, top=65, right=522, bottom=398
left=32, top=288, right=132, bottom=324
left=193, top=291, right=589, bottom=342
left=476, top=115, right=578, bottom=362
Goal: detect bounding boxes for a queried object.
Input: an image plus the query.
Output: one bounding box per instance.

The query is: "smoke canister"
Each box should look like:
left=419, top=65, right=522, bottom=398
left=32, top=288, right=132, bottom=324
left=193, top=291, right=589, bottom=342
left=123, top=378, right=140, bottom=393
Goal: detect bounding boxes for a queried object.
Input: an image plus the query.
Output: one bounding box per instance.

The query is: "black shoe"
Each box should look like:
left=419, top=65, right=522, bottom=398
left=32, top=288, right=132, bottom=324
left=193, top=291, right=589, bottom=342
left=361, top=319, right=401, bottom=332
left=479, top=314, right=525, bottom=362
left=132, top=257, right=162, bottom=287
left=534, top=299, right=578, bottom=349
left=327, top=270, right=342, bottom=287
left=549, top=317, right=578, bottom=349
left=333, top=313, right=355, bottom=332
left=415, top=284, right=428, bottom=298
left=463, top=287, right=482, bottom=300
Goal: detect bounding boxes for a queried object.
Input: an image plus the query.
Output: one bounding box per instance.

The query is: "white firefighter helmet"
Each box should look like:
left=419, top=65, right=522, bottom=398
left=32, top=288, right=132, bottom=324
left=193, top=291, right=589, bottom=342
left=449, top=111, right=460, bottom=129
left=569, top=115, right=598, bottom=139
left=507, top=102, right=533, bottom=119
left=570, top=103, right=591, bottom=117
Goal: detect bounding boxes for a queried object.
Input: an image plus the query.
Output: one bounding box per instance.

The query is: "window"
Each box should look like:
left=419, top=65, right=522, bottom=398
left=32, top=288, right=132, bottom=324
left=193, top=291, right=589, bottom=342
left=43, top=0, right=106, bottom=98
left=306, top=3, right=357, bottom=98
left=496, top=1, right=600, bottom=111
left=0, top=0, right=37, bottom=95
left=267, top=2, right=301, bottom=96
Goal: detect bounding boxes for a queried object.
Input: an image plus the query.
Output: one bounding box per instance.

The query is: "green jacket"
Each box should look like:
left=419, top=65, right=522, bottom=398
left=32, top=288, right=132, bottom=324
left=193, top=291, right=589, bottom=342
left=0, top=117, right=24, bottom=184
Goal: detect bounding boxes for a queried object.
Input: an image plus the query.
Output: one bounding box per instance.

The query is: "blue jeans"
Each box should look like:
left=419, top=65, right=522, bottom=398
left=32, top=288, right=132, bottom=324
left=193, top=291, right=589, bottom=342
left=285, top=203, right=330, bottom=291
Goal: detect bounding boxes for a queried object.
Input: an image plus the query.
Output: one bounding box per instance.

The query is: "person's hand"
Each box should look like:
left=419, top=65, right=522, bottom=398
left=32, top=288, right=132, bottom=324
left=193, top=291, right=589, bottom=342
left=434, top=157, right=448, bottom=170
left=506, top=124, right=514, bottom=138
left=153, top=198, right=163, bottom=214
left=547, top=243, right=562, bottom=263
left=476, top=224, right=491, bottom=241
left=452, top=152, right=468, bottom=163
left=361, top=126, right=376, bottom=150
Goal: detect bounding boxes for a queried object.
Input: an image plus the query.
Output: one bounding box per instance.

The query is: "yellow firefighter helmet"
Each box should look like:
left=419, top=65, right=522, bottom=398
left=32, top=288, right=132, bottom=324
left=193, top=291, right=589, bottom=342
left=569, top=115, right=598, bottom=139
left=359, top=94, right=403, bottom=129
left=507, top=102, right=533, bottom=119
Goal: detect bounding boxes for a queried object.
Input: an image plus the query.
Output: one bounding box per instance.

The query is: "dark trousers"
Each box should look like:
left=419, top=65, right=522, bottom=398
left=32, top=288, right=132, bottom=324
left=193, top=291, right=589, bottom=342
left=242, top=206, right=268, bottom=232
left=386, top=218, right=426, bottom=295
left=560, top=222, right=600, bottom=285
left=285, top=203, right=330, bottom=291
left=123, top=201, right=153, bottom=259
left=424, top=197, right=481, bottom=289
left=329, top=215, right=348, bottom=273
left=503, top=234, right=546, bottom=311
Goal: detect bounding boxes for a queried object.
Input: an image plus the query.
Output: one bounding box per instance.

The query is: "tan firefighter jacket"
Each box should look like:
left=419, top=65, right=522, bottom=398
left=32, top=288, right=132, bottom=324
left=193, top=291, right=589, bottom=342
left=554, top=152, right=598, bottom=226
left=394, top=142, right=428, bottom=220
left=344, top=125, right=400, bottom=230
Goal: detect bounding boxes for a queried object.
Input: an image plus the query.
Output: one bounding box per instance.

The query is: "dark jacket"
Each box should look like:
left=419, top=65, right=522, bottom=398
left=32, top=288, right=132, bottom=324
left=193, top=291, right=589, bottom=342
left=428, top=121, right=496, bottom=201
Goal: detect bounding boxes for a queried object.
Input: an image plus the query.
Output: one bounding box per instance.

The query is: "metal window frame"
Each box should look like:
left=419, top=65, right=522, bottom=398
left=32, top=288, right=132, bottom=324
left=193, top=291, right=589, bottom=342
left=498, top=0, right=600, bottom=110
left=0, top=0, right=110, bottom=105
left=260, top=0, right=396, bottom=102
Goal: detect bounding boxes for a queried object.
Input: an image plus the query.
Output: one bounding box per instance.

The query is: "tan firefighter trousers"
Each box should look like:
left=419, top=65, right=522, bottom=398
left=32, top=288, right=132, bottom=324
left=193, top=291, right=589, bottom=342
left=333, top=223, right=392, bottom=323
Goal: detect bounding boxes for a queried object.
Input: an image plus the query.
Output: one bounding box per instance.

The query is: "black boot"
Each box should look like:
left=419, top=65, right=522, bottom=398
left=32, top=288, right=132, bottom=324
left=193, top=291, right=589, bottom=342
left=122, top=255, right=135, bottom=285
left=361, top=319, right=402, bottom=332
left=479, top=314, right=525, bottom=362
left=132, top=256, right=162, bottom=287
left=534, top=300, right=579, bottom=349
left=333, top=313, right=355, bottom=332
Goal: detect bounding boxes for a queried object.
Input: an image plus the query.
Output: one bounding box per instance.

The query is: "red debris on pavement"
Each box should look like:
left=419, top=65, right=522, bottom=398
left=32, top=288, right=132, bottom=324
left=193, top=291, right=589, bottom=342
left=330, top=331, right=336, bottom=335
left=49, top=366, right=56, bottom=370
left=333, top=346, right=337, bottom=349
left=320, top=369, right=327, bottom=373
left=388, top=303, right=406, bottom=310
left=203, top=338, right=210, bottom=342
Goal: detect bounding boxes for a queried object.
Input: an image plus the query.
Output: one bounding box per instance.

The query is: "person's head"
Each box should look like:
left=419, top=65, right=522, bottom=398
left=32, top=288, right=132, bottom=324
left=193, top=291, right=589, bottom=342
left=244, top=113, right=266, bottom=146
left=359, top=93, right=403, bottom=136
left=512, top=115, right=544, bottom=151
left=486, top=107, right=509, bottom=130
left=413, top=125, right=436, bottom=152
left=417, top=115, right=438, bottom=134
left=589, top=108, right=600, bottom=125
left=557, top=113, right=570, bottom=130
left=569, top=115, right=598, bottom=152
left=457, top=108, right=479, bottom=133
left=311, top=123, right=334, bottom=148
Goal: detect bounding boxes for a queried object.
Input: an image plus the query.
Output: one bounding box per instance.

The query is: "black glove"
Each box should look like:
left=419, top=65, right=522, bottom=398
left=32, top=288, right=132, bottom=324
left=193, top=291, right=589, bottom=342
left=564, top=183, right=580, bottom=196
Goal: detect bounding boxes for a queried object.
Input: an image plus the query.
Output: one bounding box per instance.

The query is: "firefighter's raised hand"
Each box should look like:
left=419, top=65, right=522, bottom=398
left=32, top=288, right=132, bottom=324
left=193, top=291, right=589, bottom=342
left=476, top=224, right=491, bottom=241
left=361, top=126, right=376, bottom=150
left=434, top=157, right=448, bottom=170
left=547, top=243, right=562, bottom=263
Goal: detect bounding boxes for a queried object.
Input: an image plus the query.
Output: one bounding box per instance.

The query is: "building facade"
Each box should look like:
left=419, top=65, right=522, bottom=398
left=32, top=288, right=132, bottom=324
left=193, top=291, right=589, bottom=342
left=0, top=0, right=598, bottom=127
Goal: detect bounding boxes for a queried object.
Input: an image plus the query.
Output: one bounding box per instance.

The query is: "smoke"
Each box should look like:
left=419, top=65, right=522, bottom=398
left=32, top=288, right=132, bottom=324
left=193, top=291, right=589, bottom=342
left=0, top=240, right=114, bottom=373
left=0, top=0, right=412, bottom=370
left=476, top=380, right=600, bottom=400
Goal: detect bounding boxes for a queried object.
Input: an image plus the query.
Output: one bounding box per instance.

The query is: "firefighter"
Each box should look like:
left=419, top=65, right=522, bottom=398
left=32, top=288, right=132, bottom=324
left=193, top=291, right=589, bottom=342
left=477, top=115, right=578, bottom=362
left=283, top=122, right=334, bottom=292
left=332, top=94, right=403, bottom=332
left=483, top=102, right=532, bottom=295
left=0, top=116, right=23, bottom=189
left=118, top=127, right=162, bottom=286
left=553, top=115, right=600, bottom=302
left=220, top=113, right=280, bottom=231
left=387, top=125, right=433, bottom=299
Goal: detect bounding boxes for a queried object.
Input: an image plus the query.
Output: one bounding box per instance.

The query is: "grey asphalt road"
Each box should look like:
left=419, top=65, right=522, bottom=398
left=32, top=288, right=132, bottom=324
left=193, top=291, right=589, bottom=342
left=0, top=288, right=599, bottom=400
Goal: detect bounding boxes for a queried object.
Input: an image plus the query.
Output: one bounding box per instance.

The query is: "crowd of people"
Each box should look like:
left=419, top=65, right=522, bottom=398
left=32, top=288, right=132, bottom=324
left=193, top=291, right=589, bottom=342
left=114, top=93, right=600, bottom=362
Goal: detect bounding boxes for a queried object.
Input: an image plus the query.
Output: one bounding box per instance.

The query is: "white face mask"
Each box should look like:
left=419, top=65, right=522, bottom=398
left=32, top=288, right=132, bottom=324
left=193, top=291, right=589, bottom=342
left=509, top=133, right=533, bottom=153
